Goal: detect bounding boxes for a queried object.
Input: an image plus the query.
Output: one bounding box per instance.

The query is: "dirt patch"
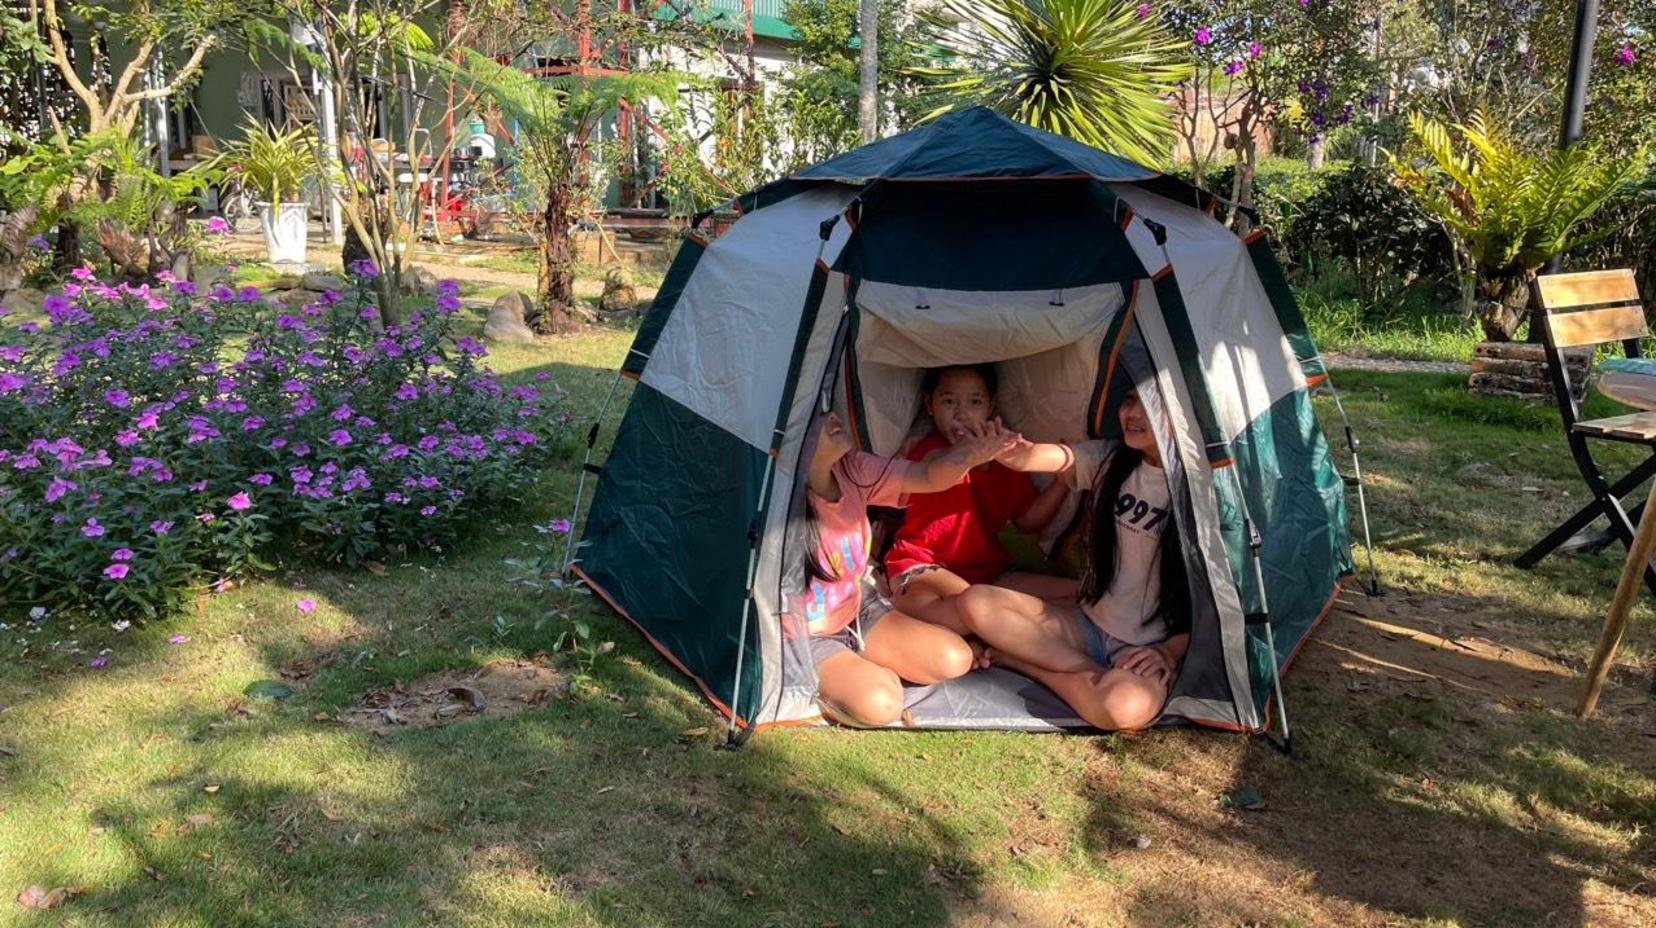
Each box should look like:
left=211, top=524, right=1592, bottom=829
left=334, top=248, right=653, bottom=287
left=339, top=659, right=567, bottom=733
left=1317, top=587, right=1653, bottom=727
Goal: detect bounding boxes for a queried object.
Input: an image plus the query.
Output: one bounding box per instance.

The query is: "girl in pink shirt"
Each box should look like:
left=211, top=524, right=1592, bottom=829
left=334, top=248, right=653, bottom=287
left=796, top=410, right=1017, bottom=727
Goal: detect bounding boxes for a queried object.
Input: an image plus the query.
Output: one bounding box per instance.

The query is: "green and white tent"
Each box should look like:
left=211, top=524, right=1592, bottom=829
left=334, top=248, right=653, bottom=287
left=570, top=108, right=1370, bottom=744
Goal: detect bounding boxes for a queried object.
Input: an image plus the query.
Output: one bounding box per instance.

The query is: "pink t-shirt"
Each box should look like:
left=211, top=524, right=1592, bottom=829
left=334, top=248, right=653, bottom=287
left=803, top=452, right=914, bottom=636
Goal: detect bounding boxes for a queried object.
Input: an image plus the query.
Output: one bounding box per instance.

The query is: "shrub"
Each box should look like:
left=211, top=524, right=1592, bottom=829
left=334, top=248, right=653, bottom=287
left=1290, top=162, right=1456, bottom=301
left=0, top=270, right=574, bottom=618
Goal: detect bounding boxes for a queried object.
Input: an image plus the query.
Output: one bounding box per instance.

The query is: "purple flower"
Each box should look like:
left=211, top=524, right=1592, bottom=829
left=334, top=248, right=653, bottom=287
left=348, top=259, right=380, bottom=279
left=70, top=265, right=95, bottom=282
left=420, top=505, right=437, bottom=517
left=45, top=477, right=76, bottom=502
left=550, top=519, right=572, bottom=535
left=329, top=429, right=353, bottom=447
left=205, top=216, right=231, bottom=234
left=0, top=372, right=28, bottom=393
left=136, top=410, right=161, bottom=430
left=1194, top=26, right=1211, bottom=45
left=115, top=430, right=141, bottom=448
left=26, top=233, right=49, bottom=252
left=82, top=518, right=106, bottom=537
left=296, top=598, right=317, bottom=614
left=104, top=389, right=132, bottom=408
left=1618, top=44, right=1636, bottom=67
left=151, top=520, right=174, bottom=535
left=1224, top=59, right=1245, bottom=76
left=331, top=404, right=354, bottom=422
left=104, top=563, right=130, bottom=580
left=250, top=473, right=274, bottom=486
left=227, top=491, right=253, bottom=511
left=111, top=548, right=135, bottom=561
left=1248, top=41, right=1262, bottom=59
left=89, top=655, right=109, bottom=668
left=169, top=633, right=189, bottom=644
left=1135, top=2, right=1151, bottom=17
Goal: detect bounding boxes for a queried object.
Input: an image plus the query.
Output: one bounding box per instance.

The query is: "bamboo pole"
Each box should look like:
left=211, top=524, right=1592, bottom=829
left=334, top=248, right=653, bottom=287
left=1578, top=477, right=1656, bottom=716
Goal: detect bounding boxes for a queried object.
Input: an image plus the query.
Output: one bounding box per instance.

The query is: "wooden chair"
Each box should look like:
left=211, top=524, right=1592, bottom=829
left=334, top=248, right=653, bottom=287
left=1515, top=269, right=1656, bottom=595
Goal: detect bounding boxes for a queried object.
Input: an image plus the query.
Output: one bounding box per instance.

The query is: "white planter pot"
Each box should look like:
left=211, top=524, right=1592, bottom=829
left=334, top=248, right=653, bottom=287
left=258, top=202, right=309, bottom=264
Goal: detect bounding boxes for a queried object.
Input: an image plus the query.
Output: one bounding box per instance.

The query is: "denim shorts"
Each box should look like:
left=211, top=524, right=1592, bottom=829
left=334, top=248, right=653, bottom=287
left=1074, top=609, right=1135, bottom=667
left=806, top=583, right=894, bottom=668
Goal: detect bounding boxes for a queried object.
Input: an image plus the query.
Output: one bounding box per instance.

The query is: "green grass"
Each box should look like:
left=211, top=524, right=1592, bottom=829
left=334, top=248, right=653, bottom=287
left=2, top=323, right=1653, bottom=925
left=1297, top=272, right=1482, bottom=364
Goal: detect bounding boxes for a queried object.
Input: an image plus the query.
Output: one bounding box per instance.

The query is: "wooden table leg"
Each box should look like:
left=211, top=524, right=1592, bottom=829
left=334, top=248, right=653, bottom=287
left=1579, top=478, right=1656, bottom=716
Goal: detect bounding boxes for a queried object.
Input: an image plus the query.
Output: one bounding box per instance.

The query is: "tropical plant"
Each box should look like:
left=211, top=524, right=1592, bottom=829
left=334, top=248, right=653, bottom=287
left=916, top=0, right=1191, bottom=165
left=246, top=0, right=451, bottom=324
left=0, top=130, right=217, bottom=280
left=777, top=0, right=934, bottom=168
left=453, top=36, right=688, bottom=332
left=1389, top=112, right=1645, bottom=341
left=219, top=122, right=314, bottom=205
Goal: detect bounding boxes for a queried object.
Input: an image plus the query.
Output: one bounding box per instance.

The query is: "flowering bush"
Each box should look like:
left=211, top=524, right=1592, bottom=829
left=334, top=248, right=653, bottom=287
left=0, top=269, right=574, bottom=617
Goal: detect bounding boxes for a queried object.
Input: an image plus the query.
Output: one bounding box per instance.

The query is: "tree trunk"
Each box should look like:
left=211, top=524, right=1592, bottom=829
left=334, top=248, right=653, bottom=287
left=1477, top=269, right=1533, bottom=342
left=857, top=0, right=879, bottom=143
left=1308, top=134, right=1326, bottom=169
left=1234, top=135, right=1258, bottom=236
left=534, top=183, right=581, bottom=335
left=53, top=221, right=81, bottom=274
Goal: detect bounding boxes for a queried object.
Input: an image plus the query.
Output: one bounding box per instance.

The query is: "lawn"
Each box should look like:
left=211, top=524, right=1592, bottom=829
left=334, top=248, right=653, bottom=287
left=2, top=310, right=1653, bottom=926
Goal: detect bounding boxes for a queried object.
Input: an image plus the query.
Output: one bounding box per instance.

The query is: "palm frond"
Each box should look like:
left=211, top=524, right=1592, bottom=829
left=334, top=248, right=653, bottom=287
left=919, top=0, right=1190, bottom=164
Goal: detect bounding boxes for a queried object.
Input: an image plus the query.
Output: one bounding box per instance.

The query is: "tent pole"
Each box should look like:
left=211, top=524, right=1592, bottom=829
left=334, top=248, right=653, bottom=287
left=1245, top=514, right=1291, bottom=752
left=1144, top=226, right=1295, bottom=744
left=725, top=230, right=845, bottom=747
left=725, top=448, right=777, bottom=747
left=559, top=369, right=628, bottom=575
left=1317, top=378, right=1382, bottom=596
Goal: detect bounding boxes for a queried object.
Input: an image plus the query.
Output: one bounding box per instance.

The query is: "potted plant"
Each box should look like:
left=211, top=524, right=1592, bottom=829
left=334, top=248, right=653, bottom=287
left=222, top=122, right=314, bottom=264
left=1390, top=112, right=1642, bottom=397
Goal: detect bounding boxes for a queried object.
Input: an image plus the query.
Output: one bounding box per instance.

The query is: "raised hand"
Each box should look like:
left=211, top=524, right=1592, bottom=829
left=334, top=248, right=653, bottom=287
left=964, top=418, right=1020, bottom=466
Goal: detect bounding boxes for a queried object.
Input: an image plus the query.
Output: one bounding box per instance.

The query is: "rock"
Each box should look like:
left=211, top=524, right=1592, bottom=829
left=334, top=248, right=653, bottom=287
left=301, top=271, right=345, bottom=293
left=484, top=292, right=537, bottom=343
left=400, top=266, right=439, bottom=295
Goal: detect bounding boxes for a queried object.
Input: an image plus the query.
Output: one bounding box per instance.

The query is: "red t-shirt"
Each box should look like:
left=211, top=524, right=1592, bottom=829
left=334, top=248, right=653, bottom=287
left=884, top=430, right=1037, bottom=584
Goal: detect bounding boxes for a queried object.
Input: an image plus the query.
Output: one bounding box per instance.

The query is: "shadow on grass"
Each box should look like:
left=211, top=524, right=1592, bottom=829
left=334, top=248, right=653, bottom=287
left=1186, top=584, right=1655, bottom=928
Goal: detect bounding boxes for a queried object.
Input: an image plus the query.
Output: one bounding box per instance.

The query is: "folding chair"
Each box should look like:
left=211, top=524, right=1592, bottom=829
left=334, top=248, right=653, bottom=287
left=1515, top=269, right=1656, bottom=596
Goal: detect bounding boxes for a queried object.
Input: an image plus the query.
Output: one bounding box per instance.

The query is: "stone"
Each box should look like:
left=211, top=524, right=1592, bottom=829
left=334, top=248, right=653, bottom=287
left=484, top=292, right=537, bottom=343
left=300, top=271, right=345, bottom=293
left=401, top=266, right=440, bottom=294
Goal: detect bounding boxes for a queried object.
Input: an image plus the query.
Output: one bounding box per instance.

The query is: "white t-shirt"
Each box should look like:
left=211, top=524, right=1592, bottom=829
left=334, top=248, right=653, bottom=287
left=1068, top=441, right=1172, bottom=646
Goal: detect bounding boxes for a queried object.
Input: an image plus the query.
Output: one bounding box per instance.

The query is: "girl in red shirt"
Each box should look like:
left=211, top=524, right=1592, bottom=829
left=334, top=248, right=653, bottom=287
left=885, top=365, right=1074, bottom=636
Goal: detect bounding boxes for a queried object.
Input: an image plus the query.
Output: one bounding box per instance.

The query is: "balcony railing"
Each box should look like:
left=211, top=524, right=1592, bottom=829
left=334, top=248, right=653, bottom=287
left=707, top=0, right=788, bottom=20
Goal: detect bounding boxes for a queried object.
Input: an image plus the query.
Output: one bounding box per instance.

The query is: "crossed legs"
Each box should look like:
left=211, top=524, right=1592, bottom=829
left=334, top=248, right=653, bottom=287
left=954, top=584, right=1166, bottom=731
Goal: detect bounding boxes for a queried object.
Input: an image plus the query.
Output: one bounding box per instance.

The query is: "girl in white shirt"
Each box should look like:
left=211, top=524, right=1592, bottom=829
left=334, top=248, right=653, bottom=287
left=958, top=390, right=1191, bottom=730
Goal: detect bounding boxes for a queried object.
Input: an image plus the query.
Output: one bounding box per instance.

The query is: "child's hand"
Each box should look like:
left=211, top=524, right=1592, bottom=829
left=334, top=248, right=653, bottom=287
left=1115, top=644, right=1175, bottom=687
left=962, top=418, right=1020, bottom=465
left=997, top=434, right=1035, bottom=468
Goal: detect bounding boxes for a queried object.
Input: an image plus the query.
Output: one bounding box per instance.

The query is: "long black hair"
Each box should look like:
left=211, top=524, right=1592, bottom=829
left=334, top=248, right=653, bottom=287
left=1076, top=445, right=1191, bottom=635
left=798, top=422, right=898, bottom=586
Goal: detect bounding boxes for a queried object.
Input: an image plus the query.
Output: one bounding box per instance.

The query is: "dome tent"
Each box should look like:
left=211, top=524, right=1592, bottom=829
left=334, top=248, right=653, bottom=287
left=568, top=107, right=1370, bottom=746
